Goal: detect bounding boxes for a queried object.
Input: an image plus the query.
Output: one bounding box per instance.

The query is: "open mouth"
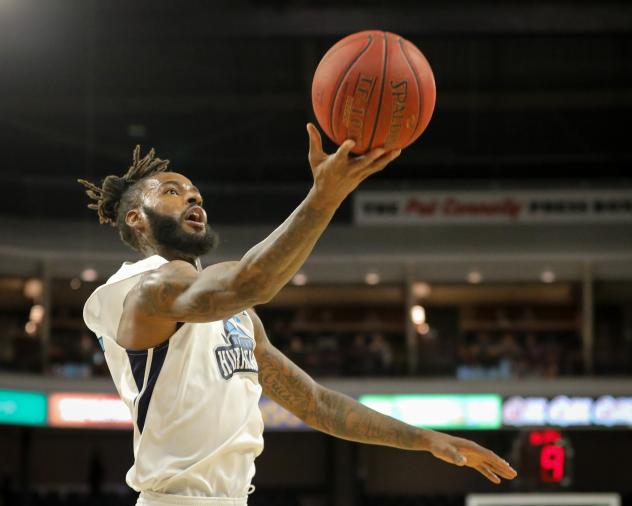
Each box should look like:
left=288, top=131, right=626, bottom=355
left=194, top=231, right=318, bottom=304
left=183, top=206, right=207, bottom=230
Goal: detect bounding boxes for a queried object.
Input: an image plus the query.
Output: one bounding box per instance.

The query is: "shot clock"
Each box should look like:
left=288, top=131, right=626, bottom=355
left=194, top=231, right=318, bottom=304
left=512, top=429, right=574, bottom=488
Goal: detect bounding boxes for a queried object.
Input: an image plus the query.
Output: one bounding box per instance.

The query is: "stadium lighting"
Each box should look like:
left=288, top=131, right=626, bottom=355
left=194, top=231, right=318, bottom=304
left=292, top=273, right=307, bottom=286
left=29, top=304, right=45, bottom=324
left=416, top=322, right=430, bottom=335
left=541, top=269, right=556, bottom=283
left=80, top=268, right=98, bottom=282
left=412, top=282, right=431, bottom=298
left=24, top=321, right=37, bottom=336
left=365, top=271, right=380, bottom=285
left=467, top=270, right=483, bottom=284
left=23, top=278, right=43, bottom=300
left=410, top=305, right=426, bottom=325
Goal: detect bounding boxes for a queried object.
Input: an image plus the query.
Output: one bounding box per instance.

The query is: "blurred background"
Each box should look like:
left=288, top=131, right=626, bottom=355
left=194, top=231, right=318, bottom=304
left=0, top=0, right=631, bottom=505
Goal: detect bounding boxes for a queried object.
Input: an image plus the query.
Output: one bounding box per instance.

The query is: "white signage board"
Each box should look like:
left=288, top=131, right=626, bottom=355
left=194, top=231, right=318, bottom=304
left=354, top=190, right=632, bottom=225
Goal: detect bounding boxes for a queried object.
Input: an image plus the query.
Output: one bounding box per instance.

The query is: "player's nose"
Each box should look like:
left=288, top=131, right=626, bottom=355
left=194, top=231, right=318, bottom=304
left=186, top=191, right=202, bottom=207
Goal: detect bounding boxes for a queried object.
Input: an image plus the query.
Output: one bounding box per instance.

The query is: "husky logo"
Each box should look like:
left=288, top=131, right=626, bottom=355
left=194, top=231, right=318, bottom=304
left=214, top=316, right=258, bottom=380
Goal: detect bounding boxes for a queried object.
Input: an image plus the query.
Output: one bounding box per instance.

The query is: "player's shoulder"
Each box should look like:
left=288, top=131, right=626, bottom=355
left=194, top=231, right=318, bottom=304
left=245, top=307, right=263, bottom=330
left=137, top=259, right=197, bottom=288
left=125, top=260, right=199, bottom=314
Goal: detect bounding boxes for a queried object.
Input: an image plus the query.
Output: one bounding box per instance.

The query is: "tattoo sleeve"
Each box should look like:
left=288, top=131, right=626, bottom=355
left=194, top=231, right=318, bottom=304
left=252, top=310, right=430, bottom=451
left=235, top=188, right=337, bottom=301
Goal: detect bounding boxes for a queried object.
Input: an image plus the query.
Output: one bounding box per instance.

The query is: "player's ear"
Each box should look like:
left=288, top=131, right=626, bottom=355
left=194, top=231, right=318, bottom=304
left=125, top=208, right=146, bottom=233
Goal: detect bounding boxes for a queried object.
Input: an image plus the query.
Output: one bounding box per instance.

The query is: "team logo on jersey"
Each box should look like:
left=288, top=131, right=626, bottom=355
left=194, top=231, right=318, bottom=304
left=214, top=316, right=258, bottom=379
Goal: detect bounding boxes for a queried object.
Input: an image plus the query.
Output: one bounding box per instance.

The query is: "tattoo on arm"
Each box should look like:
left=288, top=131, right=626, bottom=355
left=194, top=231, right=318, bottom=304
left=135, top=261, right=260, bottom=322
left=256, top=335, right=319, bottom=422
left=238, top=191, right=337, bottom=301
left=308, top=387, right=428, bottom=450
left=135, top=263, right=196, bottom=317
left=253, top=311, right=428, bottom=451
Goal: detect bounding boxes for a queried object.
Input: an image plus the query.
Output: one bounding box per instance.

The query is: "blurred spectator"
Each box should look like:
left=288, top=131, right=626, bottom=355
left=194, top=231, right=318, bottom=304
left=523, top=333, right=545, bottom=377
left=284, top=335, right=307, bottom=370
left=476, top=332, right=500, bottom=376
left=345, top=333, right=370, bottom=376
left=367, top=333, right=393, bottom=376
left=315, top=332, right=342, bottom=376
left=496, top=333, right=522, bottom=378
left=0, top=333, right=15, bottom=370
left=456, top=337, right=483, bottom=380
left=456, top=331, right=576, bottom=380
left=541, top=335, right=562, bottom=378
left=594, top=323, right=616, bottom=374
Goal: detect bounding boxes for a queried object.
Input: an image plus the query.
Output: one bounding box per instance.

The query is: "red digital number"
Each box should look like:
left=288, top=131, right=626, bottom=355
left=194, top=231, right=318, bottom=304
left=540, top=444, right=565, bottom=483
left=530, top=430, right=561, bottom=446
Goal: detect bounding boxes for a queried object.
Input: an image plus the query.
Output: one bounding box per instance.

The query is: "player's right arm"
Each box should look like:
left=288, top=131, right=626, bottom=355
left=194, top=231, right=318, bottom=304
left=129, top=124, right=401, bottom=325
left=250, top=308, right=517, bottom=484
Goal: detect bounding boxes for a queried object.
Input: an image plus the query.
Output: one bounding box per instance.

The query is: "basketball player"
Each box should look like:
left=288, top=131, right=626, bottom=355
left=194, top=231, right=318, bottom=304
left=80, top=124, right=516, bottom=506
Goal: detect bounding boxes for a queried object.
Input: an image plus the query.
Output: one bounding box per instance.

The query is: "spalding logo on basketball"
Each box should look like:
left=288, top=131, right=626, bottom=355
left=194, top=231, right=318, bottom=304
left=312, top=30, right=436, bottom=154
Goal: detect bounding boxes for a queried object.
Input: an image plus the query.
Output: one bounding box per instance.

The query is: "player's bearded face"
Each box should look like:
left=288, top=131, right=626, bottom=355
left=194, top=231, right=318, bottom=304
left=143, top=206, right=219, bottom=257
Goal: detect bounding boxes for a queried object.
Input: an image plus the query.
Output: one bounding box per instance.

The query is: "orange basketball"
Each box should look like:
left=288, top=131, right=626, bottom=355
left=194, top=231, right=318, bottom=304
left=312, top=30, right=436, bottom=154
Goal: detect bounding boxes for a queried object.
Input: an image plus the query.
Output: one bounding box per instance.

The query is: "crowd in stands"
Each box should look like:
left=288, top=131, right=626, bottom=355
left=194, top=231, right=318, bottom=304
left=282, top=331, right=401, bottom=376
left=0, top=309, right=627, bottom=380
left=455, top=331, right=584, bottom=379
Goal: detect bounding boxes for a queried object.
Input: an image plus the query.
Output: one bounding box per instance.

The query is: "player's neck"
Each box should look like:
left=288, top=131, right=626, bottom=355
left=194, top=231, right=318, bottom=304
left=143, top=246, right=202, bottom=271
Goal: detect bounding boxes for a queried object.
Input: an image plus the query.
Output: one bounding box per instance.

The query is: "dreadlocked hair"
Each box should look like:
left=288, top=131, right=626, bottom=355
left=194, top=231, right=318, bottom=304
left=78, top=145, right=170, bottom=251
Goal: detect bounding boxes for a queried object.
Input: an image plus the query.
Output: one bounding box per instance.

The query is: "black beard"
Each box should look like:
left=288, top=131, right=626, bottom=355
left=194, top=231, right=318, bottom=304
left=143, top=206, right=219, bottom=258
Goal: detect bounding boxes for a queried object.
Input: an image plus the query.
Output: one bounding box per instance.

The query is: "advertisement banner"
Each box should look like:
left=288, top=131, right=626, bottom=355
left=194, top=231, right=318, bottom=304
left=4, top=389, right=631, bottom=430
left=48, top=393, right=132, bottom=428
left=354, top=190, right=632, bottom=225
left=503, top=395, right=632, bottom=427
left=0, top=389, right=47, bottom=426
left=359, top=394, right=502, bottom=429
left=46, top=392, right=309, bottom=430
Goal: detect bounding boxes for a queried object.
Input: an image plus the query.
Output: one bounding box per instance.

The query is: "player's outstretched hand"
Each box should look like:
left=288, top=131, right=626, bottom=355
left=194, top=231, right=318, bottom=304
left=306, top=123, right=400, bottom=207
left=425, top=431, right=518, bottom=484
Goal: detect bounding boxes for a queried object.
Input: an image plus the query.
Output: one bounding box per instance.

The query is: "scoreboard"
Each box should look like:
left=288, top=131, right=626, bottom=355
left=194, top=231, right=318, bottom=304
left=512, top=430, right=574, bottom=488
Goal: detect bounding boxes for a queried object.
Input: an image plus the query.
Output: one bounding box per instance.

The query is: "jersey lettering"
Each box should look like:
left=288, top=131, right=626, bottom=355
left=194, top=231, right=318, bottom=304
left=214, top=317, right=258, bottom=379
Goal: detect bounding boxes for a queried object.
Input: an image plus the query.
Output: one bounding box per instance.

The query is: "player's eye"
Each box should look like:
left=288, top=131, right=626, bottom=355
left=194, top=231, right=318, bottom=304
left=165, top=188, right=178, bottom=195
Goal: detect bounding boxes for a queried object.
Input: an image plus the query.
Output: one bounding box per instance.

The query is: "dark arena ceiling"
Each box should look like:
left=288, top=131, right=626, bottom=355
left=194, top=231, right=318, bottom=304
left=1, top=0, right=631, bottom=223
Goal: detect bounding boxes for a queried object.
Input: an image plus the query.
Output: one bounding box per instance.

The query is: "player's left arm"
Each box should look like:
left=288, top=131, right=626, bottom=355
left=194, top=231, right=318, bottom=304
left=248, top=309, right=517, bottom=484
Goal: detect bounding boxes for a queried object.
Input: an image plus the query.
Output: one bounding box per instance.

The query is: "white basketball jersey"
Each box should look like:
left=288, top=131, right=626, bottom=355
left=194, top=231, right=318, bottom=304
left=83, top=255, right=264, bottom=499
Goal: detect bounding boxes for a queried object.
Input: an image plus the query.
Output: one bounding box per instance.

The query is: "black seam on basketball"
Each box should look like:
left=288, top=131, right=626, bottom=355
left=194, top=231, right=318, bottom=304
left=398, top=38, right=423, bottom=147
left=367, top=31, right=388, bottom=151
left=319, top=32, right=371, bottom=65
left=329, top=34, right=374, bottom=142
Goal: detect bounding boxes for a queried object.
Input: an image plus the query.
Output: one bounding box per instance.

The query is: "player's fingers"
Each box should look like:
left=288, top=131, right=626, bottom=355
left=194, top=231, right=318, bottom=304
left=356, top=149, right=401, bottom=176
left=476, top=448, right=516, bottom=476
left=307, top=123, right=326, bottom=163
left=487, top=459, right=517, bottom=479
left=335, top=139, right=356, bottom=159
left=476, top=464, right=501, bottom=484
left=351, top=147, right=385, bottom=168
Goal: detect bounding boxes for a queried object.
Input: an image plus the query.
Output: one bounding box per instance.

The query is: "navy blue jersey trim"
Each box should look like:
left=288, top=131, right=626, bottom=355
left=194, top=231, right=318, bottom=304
left=136, top=341, right=169, bottom=433
left=126, top=349, right=148, bottom=393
